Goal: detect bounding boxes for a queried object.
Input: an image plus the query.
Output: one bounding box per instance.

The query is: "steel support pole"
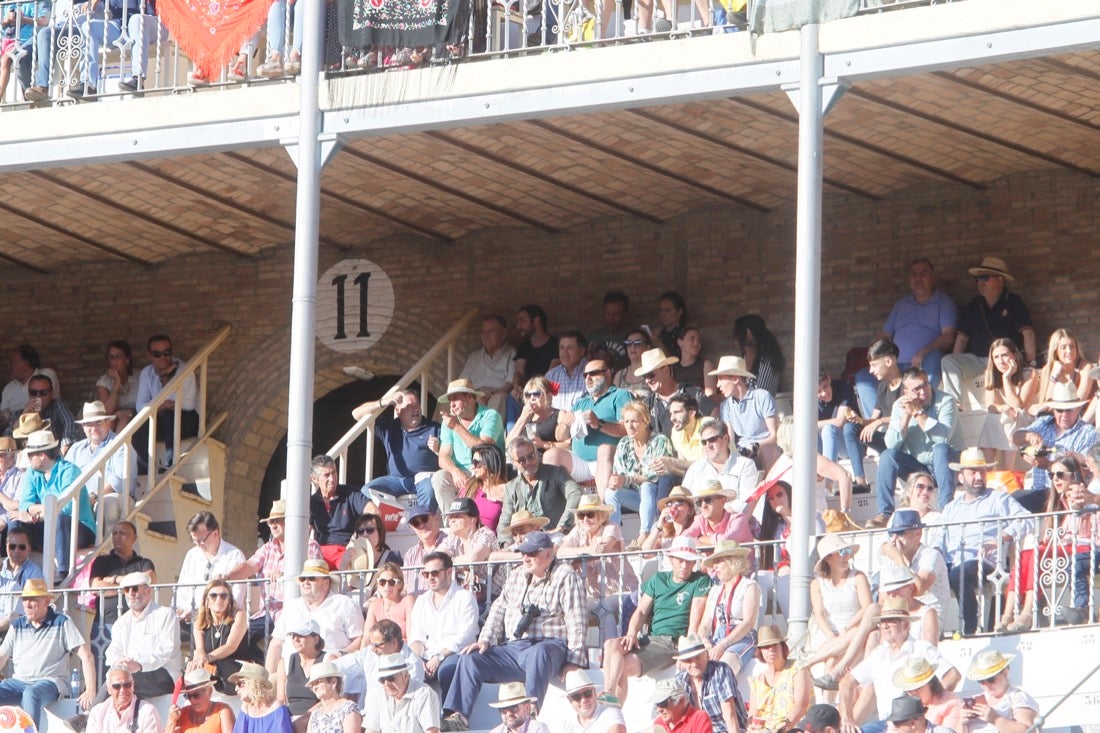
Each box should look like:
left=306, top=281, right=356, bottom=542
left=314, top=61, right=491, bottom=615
left=787, top=22, right=824, bottom=642
left=282, top=0, right=327, bottom=602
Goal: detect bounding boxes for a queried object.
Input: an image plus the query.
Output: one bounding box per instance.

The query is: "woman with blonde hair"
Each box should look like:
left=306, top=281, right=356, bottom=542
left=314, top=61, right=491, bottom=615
left=698, top=540, right=760, bottom=674
left=230, top=663, right=292, bottom=733
left=606, top=400, right=674, bottom=534
left=506, top=376, right=569, bottom=451
left=1031, top=328, right=1092, bottom=413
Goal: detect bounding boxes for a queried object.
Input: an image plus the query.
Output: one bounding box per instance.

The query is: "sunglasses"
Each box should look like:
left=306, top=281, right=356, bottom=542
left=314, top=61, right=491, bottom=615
left=420, top=569, right=445, bottom=579
left=583, top=369, right=607, bottom=377
left=514, top=453, right=538, bottom=465
left=624, top=339, right=645, bottom=347
left=28, top=389, right=51, bottom=397
left=356, top=526, right=377, bottom=536
left=150, top=349, right=172, bottom=357
left=379, top=674, right=400, bottom=684
left=520, top=550, right=544, bottom=558
left=567, top=688, right=594, bottom=703
left=1052, top=471, right=1076, bottom=480
left=124, top=586, right=145, bottom=594
left=207, top=591, right=229, bottom=600
left=699, top=497, right=723, bottom=505
left=577, top=511, right=599, bottom=520
left=912, top=483, right=935, bottom=492
left=6, top=543, right=26, bottom=551
left=378, top=578, right=400, bottom=587
left=643, top=373, right=660, bottom=382
left=655, top=699, right=676, bottom=710
left=471, top=459, right=485, bottom=467
left=499, top=704, right=522, bottom=714
left=183, top=690, right=206, bottom=700
left=700, top=434, right=724, bottom=445
left=409, top=517, right=430, bottom=528
left=835, top=547, right=855, bottom=558
left=523, top=391, right=543, bottom=399
left=973, top=275, right=993, bottom=283
left=110, top=682, right=134, bottom=691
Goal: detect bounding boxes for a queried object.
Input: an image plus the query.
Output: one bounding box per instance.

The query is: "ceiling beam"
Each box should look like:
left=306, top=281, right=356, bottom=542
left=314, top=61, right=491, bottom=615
left=425, top=131, right=664, bottom=224
left=628, top=108, right=882, bottom=200
left=931, top=70, right=1100, bottom=133
left=223, top=152, right=454, bottom=244
left=0, top=199, right=149, bottom=267
left=527, top=119, right=773, bottom=212
left=340, top=145, right=561, bottom=233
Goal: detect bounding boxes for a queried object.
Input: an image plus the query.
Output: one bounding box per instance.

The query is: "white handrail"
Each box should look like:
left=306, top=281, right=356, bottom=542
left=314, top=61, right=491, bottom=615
left=327, top=308, right=479, bottom=483
left=42, top=324, right=232, bottom=586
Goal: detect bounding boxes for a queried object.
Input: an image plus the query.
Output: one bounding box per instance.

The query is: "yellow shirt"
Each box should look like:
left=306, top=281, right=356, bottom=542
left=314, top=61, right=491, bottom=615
left=671, top=416, right=704, bottom=463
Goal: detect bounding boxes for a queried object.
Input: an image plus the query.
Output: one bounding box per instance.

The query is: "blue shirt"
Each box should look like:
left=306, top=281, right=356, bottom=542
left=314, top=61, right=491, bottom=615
left=66, top=431, right=135, bottom=498
left=570, top=386, right=632, bottom=462
left=939, top=489, right=1033, bottom=567
left=884, top=389, right=959, bottom=465
left=678, top=660, right=746, bottom=733
left=546, top=359, right=588, bottom=411
left=374, top=411, right=440, bottom=478
left=21, top=457, right=95, bottom=534
left=0, top=559, right=44, bottom=618
left=1022, top=416, right=1097, bottom=490
left=719, top=387, right=776, bottom=449
left=883, top=290, right=957, bottom=365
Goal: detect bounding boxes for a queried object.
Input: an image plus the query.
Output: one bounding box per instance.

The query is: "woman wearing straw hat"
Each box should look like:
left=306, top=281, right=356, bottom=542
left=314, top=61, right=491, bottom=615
left=747, top=625, right=810, bottom=733
left=802, top=534, right=871, bottom=692
left=231, top=662, right=292, bottom=733
left=558, top=494, right=639, bottom=643
left=606, top=401, right=675, bottom=535
left=640, top=486, right=696, bottom=552
left=166, top=669, right=236, bottom=733
left=305, top=662, right=361, bottom=733
left=962, top=650, right=1038, bottom=733
left=893, top=656, right=963, bottom=732
left=698, top=540, right=759, bottom=676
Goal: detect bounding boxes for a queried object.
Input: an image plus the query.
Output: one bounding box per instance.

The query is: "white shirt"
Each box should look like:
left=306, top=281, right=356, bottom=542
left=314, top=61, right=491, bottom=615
left=851, top=639, right=954, bottom=720
left=408, top=583, right=479, bottom=658
left=561, top=704, right=626, bottom=733
left=0, top=368, right=62, bottom=415
left=104, top=602, right=182, bottom=679
left=682, top=453, right=759, bottom=506
left=174, top=541, right=246, bottom=615
left=460, top=346, right=517, bottom=391
left=877, top=543, right=952, bottom=615
left=363, top=678, right=440, bottom=733
left=135, top=359, right=198, bottom=412
left=87, top=696, right=162, bottom=733
left=273, top=592, right=363, bottom=663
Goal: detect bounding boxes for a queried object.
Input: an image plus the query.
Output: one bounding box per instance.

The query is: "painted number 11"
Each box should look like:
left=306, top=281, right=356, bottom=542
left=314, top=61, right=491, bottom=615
left=332, top=272, right=372, bottom=340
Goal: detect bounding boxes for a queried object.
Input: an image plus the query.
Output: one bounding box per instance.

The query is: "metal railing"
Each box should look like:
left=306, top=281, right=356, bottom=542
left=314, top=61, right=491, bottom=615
left=42, top=324, right=232, bottom=587
left=326, top=308, right=478, bottom=485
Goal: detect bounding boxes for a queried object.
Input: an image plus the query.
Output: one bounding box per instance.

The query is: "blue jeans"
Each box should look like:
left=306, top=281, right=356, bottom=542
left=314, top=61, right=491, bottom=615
left=443, top=638, right=568, bottom=718
left=0, top=679, right=61, bottom=729
left=33, top=18, right=87, bottom=87
left=875, top=444, right=955, bottom=515
left=364, top=475, right=434, bottom=509
left=266, top=0, right=303, bottom=58
left=126, top=13, right=168, bottom=78
left=607, top=481, right=658, bottom=533
left=80, top=14, right=122, bottom=85
left=853, top=368, right=879, bottom=420
left=819, top=422, right=865, bottom=480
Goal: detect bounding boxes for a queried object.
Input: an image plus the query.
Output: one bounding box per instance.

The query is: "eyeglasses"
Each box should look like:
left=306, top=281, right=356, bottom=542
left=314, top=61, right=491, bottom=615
left=514, top=452, right=538, bottom=464
left=523, top=391, right=543, bottom=399
left=150, top=349, right=172, bottom=358
left=420, top=569, right=445, bottom=579
left=378, top=577, right=401, bottom=586
left=356, top=526, right=377, bottom=536
left=567, top=688, right=594, bottom=703
left=110, top=682, right=134, bottom=691
left=6, top=543, right=26, bottom=551
left=912, top=483, right=935, bottom=492
left=973, top=275, right=993, bottom=283
left=1052, top=471, right=1075, bottom=480
left=471, top=459, right=485, bottom=467
left=379, top=674, right=400, bottom=684
left=577, top=512, right=598, bottom=520
left=624, top=339, right=645, bottom=347
left=583, top=369, right=607, bottom=377
left=700, top=434, right=724, bottom=445
left=183, top=690, right=205, bottom=700
left=28, top=389, right=50, bottom=397
left=207, top=591, right=229, bottom=600
left=191, top=532, right=214, bottom=546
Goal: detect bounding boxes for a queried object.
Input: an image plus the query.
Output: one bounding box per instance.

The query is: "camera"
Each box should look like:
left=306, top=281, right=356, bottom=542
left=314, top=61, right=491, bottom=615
left=513, top=604, right=541, bottom=639
left=738, top=442, right=759, bottom=459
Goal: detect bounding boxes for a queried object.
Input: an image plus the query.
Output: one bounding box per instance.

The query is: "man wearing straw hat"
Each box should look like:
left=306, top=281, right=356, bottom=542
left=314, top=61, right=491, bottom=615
left=941, top=256, right=1037, bottom=406
left=0, top=578, right=97, bottom=727
left=498, top=436, right=581, bottom=543
left=709, top=356, right=778, bottom=469
left=364, top=653, right=442, bottom=733
left=1013, top=380, right=1097, bottom=493
left=487, top=682, right=549, bottom=733
left=561, top=669, right=625, bottom=733
left=634, top=348, right=708, bottom=438
left=939, top=448, right=1032, bottom=635
left=673, top=633, right=745, bottom=733
left=839, top=598, right=959, bottom=727
left=69, top=400, right=135, bottom=528
left=432, top=378, right=506, bottom=511
left=266, top=559, right=363, bottom=671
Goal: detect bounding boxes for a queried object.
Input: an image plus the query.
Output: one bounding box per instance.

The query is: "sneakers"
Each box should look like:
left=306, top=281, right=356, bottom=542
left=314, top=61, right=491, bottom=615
left=596, top=692, right=621, bottom=707
left=439, top=712, right=468, bottom=731
left=24, top=85, right=49, bottom=102
left=118, top=75, right=143, bottom=92
left=258, top=53, right=284, bottom=78
left=865, top=512, right=891, bottom=529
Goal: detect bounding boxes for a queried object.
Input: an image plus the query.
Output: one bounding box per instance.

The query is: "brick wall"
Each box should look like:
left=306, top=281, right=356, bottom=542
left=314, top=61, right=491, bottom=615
left=2, top=167, right=1094, bottom=544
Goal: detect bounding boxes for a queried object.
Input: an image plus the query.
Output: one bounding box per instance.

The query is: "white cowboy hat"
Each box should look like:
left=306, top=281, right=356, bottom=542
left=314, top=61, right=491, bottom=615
left=634, top=348, right=679, bottom=377
left=708, top=355, right=754, bottom=379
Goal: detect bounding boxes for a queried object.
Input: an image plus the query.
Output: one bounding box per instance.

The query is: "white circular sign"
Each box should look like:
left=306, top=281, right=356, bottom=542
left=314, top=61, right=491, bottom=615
left=316, top=259, right=395, bottom=353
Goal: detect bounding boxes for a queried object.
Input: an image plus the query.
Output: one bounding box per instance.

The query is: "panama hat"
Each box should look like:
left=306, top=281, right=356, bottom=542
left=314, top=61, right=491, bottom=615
left=708, top=355, right=754, bottom=379
left=756, top=624, right=786, bottom=648
left=892, top=656, right=935, bottom=691
left=966, top=649, right=1015, bottom=681
left=24, top=430, right=58, bottom=453
left=880, top=565, right=917, bottom=592
left=949, top=447, right=997, bottom=472
left=261, top=500, right=287, bottom=523
left=666, top=535, right=702, bottom=562
left=297, top=559, right=331, bottom=578
left=657, top=486, right=693, bottom=510
left=0, top=437, right=16, bottom=453
left=572, top=494, right=613, bottom=516
left=672, top=634, right=709, bottom=661
left=634, top=348, right=679, bottom=377
left=968, top=255, right=1016, bottom=283
left=75, top=400, right=115, bottom=424
left=563, top=669, right=597, bottom=695
left=228, top=662, right=269, bottom=685
left=702, top=539, right=750, bottom=568
left=1043, top=381, right=1088, bottom=411
left=875, top=596, right=914, bottom=622
left=488, top=682, right=537, bottom=708
left=11, top=413, right=50, bottom=439
left=20, top=578, right=55, bottom=599
left=375, top=653, right=411, bottom=680
left=692, top=480, right=735, bottom=503
left=181, top=668, right=216, bottom=692
left=440, top=378, right=482, bottom=402
left=307, top=662, right=343, bottom=685
left=507, top=510, right=549, bottom=534
left=814, top=533, right=858, bottom=575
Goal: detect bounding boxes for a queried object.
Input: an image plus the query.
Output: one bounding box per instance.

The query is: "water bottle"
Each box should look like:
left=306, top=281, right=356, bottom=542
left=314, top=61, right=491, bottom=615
left=70, top=668, right=81, bottom=712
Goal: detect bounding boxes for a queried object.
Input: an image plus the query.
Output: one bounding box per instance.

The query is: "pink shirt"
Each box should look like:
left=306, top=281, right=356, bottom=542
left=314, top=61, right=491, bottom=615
left=684, top=510, right=755, bottom=545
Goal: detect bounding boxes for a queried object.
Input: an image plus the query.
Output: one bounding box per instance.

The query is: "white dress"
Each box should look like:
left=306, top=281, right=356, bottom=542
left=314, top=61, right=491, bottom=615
left=816, top=573, right=861, bottom=635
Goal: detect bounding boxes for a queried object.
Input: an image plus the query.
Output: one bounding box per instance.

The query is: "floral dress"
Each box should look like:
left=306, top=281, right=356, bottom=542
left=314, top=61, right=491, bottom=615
left=307, top=700, right=359, bottom=733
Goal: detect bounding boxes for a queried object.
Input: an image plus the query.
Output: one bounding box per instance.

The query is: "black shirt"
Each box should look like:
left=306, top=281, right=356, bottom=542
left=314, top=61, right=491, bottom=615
left=88, top=550, right=156, bottom=625
left=957, top=289, right=1033, bottom=358
left=309, top=484, right=372, bottom=546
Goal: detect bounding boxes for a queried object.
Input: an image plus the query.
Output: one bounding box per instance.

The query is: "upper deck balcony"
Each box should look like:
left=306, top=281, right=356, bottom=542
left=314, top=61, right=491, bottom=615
left=0, top=0, right=1098, bottom=269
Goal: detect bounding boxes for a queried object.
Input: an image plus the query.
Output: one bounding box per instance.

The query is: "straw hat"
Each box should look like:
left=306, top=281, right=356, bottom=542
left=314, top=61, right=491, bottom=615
left=756, top=624, right=786, bottom=648
left=0, top=437, right=16, bottom=453
left=20, top=578, right=55, bottom=599
left=181, top=668, right=216, bottom=693
left=307, top=661, right=343, bottom=685
left=228, top=662, right=269, bottom=686
left=875, top=596, right=914, bottom=622
left=949, top=447, right=996, bottom=472
left=572, top=494, right=613, bottom=516
left=1043, top=381, right=1088, bottom=411
left=261, top=500, right=287, bottom=523
left=708, top=355, right=754, bottom=379
left=892, top=656, right=935, bottom=691
left=634, top=348, right=679, bottom=377
left=563, top=669, right=597, bottom=695
left=657, top=486, right=693, bottom=510
left=507, top=510, right=549, bottom=534
left=24, top=430, right=59, bottom=453
left=702, top=539, right=750, bottom=568
left=672, top=634, right=708, bottom=661
left=693, top=480, right=734, bottom=504
left=119, top=572, right=152, bottom=589
left=297, top=559, right=331, bottom=578
left=439, top=378, right=482, bottom=402
left=75, top=400, right=115, bottom=424
left=488, top=682, right=536, bottom=709
left=11, top=413, right=50, bottom=439
left=814, top=533, right=859, bottom=575
left=966, top=649, right=1015, bottom=681
left=968, top=255, right=1016, bottom=283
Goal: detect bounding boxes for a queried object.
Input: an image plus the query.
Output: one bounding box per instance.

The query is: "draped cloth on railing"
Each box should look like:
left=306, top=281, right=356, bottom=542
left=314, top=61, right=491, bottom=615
left=157, top=0, right=276, bottom=77
left=338, top=0, right=468, bottom=49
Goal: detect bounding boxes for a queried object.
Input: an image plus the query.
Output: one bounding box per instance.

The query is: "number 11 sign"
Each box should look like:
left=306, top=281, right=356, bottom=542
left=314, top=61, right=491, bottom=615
left=316, top=259, right=395, bottom=353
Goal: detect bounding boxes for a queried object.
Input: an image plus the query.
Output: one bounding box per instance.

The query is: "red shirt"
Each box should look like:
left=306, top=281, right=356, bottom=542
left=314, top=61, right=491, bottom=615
left=654, top=707, right=714, bottom=733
